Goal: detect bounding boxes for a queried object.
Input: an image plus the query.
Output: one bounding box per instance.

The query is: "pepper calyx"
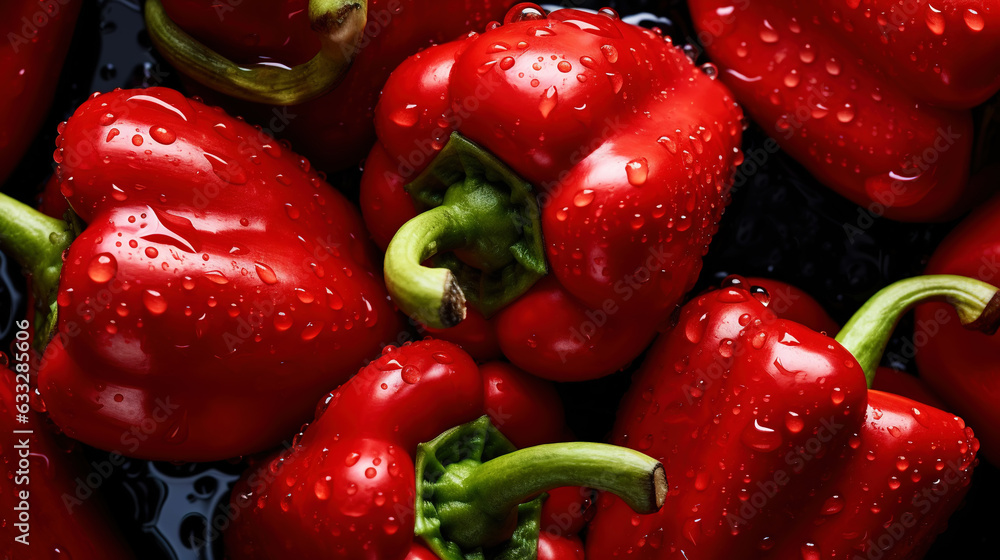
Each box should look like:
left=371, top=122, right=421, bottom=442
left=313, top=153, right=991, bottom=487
left=384, top=133, right=546, bottom=329
left=414, top=416, right=666, bottom=559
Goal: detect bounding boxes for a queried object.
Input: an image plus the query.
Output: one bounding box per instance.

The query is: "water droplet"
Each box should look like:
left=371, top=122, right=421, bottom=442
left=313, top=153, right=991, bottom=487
left=314, top=479, right=331, bottom=500
left=143, top=289, right=167, bottom=315
left=579, top=56, right=598, bottom=69
left=505, top=3, right=546, bottom=24
left=432, top=352, right=453, bottom=364
left=925, top=7, right=946, bottom=35
left=391, top=104, right=419, bottom=127
left=607, top=72, right=624, bottom=93
left=401, top=365, right=421, bottom=384
left=741, top=420, right=782, bottom=452
left=274, top=312, right=293, bottom=332
left=831, top=387, right=845, bottom=404
left=685, top=313, right=708, bottom=344
left=573, top=189, right=595, bottom=207
left=99, top=112, right=117, bottom=126
left=700, top=63, right=718, bottom=79
left=557, top=60, right=572, bottom=72
left=800, top=543, right=821, bottom=560
left=88, top=253, right=117, bottom=283
left=799, top=44, right=816, bottom=63
left=625, top=158, right=648, bottom=186
left=786, top=412, right=804, bottom=433
left=836, top=104, right=855, bottom=123
left=499, top=56, right=516, bottom=70
left=150, top=126, right=176, bottom=144
left=255, top=262, right=278, bottom=285
left=600, top=44, right=619, bottom=63
left=598, top=7, right=619, bottom=19
left=539, top=86, right=558, bottom=118
left=131, top=135, right=143, bottom=146
left=964, top=9, right=985, bottom=31
left=365, top=467, right=377, bottom=479
left=784, top=71, right=800, bottom=88
left=145, top=247, right=158, bottom=258
left=760, top=20, right=779, bottom=43
left=657, top=135, right=677, bottom=153
left=326, top=287, right=344, bottom=310
left=301, top=322, right=323, bottom=341
left=204, top=153, right=248, bottom=185
left=820, top=495, right=844, bottom=515
left=825, top=58, right=841, bottom=76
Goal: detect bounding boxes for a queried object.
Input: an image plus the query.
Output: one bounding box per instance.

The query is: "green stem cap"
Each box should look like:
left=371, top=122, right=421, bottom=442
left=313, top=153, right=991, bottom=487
left=144, top=0, right=366, bottom=105
left=415, top=416, right=666, bottom=559
left=834, top=274, right=1000, bottom=388
left=384, top=133, right=546, bottom=329
left=0, top=193, right=73, bottom=345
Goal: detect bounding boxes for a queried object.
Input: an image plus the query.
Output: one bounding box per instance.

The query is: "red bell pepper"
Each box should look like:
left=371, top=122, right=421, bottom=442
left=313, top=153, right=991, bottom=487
left=0, top=0, right=82, bottom=185
left=587, top=274, right=996, bottom=559
left=744, top=276, right=838, bottom=334
left=1, top=365, right=134, bottom=558
left=747, top=277, right=947, bottom=408
left=481, top=361, right=597, bottom=544
left=361, top=4, right=744, bottom=380
left=688, top=0, right=1000, bottom=221
left=0, top=87, right=402, bottom=462
left=225, top=338, right=665, bottom=559
left=916, top=191, right=1000, bottom=464
left=143, top=0, right=517, bottom=173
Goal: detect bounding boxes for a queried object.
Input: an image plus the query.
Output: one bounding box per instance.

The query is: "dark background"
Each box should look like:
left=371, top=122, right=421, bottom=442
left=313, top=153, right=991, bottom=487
left=0, top=0, right=996, bottom=557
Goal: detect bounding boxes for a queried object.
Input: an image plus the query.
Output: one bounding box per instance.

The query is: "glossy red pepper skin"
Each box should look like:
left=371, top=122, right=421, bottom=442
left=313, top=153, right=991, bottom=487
left=363, top=5, right=744, bottom=381
left=586, top=280, right=978, bottom=559
left=916, top=192, right=1000, bottom=464
left=157, top=0, right=516, bottom=173
left=688, top=0, right=999, bottom=221
left=33, top=87, right=401, bottom=462
left=226, top=342, right=608, bottom=560
left=745, top=278, right=946, bottom=409
left=0, top=367, right=134, bottom=559
left=744, top=277, right=838, bottom=334
left=226, top=339, right=484, bottom=559
left=0, top=0, right=82, bottom=185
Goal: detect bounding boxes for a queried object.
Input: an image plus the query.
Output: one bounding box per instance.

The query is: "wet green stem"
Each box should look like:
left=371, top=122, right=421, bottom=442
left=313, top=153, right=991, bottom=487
left=835, top=275, right=1000, bottom=387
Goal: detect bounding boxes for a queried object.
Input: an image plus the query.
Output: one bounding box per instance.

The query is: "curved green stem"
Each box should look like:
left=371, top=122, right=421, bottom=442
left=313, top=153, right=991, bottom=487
left=0, top=193, right=72, bottom=344
left=384, top=133, right=546, bottom=329
left=384, top=205, right=469, bottom=329
left=835, top=275, right=1000, bottom=388
left=144, top=0, right=366, bottom=105
left=437, top=442, right=665, bottom=550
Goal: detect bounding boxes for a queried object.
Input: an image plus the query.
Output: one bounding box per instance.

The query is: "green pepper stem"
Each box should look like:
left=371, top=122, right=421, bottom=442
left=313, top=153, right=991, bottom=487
left=0, top=192, right=71, bottom=298
left=835, top=275, right=1000, bottom=388
left=440, top=442, right=665, bottom=549
left=144, top=0, right=366, bottom=105
left=384, top=205, right=469, bottom=329
left=0, top=192, right=72, bottom=346
left=385, top=172, right=540, bottom=329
